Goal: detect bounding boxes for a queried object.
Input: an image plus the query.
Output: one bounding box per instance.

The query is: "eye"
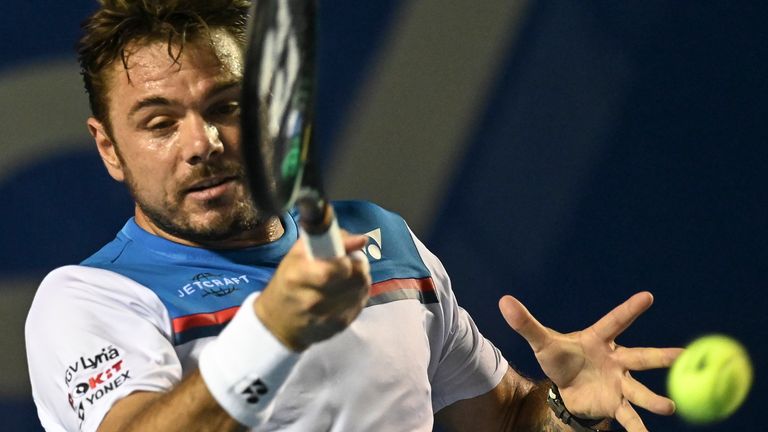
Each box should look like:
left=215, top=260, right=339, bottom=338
left=146, top=117, right=176, bottom=131
left=209, top=101, right=241, bottom=119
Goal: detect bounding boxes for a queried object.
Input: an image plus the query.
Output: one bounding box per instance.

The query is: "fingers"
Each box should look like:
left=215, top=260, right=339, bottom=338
left=622, top=373, right=676, bottom=416
left=498, top=296, right=550, bottom=353
left=342, top=232, right=368, bottom=254
left=615, top=347, right=684, bottom=371
left=614, top=399, right=648, bottom=432
left=612, top=373, right=676, bottom=432
left=590, top=292, right=653, bottom=341
left=286, top=232, right=371, bottom=291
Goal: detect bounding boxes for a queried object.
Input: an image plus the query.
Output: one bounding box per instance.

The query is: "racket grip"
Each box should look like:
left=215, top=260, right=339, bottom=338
left=299, top=205, right=344, bottom=259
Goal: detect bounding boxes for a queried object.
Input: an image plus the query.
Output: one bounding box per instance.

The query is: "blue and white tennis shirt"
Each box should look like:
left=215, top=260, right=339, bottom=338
left=26, top=201, right=507, bottom=432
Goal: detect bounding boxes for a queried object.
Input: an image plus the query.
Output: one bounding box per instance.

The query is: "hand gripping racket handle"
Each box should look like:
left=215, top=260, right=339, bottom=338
left=297, top=198, right=344, bottom=259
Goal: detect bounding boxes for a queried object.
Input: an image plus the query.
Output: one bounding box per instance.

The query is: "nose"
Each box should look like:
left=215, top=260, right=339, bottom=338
left=181, top=114, right=224, bottom=165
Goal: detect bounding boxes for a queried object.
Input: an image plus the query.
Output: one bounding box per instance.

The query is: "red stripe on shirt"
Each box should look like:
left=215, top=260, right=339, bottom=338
left=172, top=277, right=435, bottom=334
left=370, top=277, right=436, bottom=297
left=172, top=306, right=240, bottom=334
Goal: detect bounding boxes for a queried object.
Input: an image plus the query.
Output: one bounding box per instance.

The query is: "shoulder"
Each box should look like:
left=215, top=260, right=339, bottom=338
left=335, top=200, right=412, bottom=256
left=80, top=239, right=130, bottom=267
left=333, top=199, right=403, bottom=220
left=332, top=200, right=425, bottom=269
left=27, top=265, right=168, bottom=337
left=33, top=265, right=152, bottom=302
left=31, top=265, right=119, bottom=308
left=323, top=200, right=408, bottom=237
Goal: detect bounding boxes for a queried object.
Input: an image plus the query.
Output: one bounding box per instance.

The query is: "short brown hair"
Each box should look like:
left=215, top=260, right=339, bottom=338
left=77, top=0, right=250, bottom=128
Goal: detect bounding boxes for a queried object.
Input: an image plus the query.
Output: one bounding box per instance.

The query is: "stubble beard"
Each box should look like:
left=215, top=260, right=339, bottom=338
left=124, top=163, right=268, bottom=244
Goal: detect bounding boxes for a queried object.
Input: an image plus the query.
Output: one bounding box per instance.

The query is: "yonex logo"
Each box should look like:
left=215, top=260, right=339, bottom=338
left=363, top=228, right=382, bottom=260
left=240, top=378, right=269, bottom=404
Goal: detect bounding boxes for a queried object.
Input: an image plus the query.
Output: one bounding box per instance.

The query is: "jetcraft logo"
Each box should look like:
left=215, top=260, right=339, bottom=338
left=363, top=228, right=383, bottom=260
left=178, top=272, right=249, bottom=298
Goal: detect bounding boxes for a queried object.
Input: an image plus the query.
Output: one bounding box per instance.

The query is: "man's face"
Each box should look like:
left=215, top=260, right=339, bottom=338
left=91, top=30, right=264, bottom=245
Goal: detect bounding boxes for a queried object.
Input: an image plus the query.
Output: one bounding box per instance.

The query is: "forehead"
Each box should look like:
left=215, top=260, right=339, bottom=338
left=105, top=29, right=243, bottom=99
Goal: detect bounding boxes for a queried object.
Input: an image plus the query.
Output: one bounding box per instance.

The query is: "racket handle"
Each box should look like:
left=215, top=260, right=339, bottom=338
left=298, top=202, right=344, bottom=259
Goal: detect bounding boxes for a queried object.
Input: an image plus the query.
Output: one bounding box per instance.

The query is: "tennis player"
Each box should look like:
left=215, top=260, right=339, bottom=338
left=26, top=1, right=681, bottom=431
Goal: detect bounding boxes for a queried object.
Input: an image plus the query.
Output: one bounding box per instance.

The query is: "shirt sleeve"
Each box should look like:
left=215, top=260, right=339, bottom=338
left=25, top=266, right=182, bottom=432
left=409, top=231, right=509, bottom=412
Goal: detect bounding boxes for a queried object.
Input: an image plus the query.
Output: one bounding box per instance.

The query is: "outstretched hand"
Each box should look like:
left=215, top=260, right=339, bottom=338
left=499, top=292, right=682, bottom=432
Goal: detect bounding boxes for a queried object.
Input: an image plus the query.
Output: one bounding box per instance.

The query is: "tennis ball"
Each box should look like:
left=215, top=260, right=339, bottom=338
left=667, top=334, right=752, bottom=424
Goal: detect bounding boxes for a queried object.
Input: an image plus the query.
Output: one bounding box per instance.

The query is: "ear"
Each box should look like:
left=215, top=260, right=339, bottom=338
left=88, top=117, right=125, bottom=182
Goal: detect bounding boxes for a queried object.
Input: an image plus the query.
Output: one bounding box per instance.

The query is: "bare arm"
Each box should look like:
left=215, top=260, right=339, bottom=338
left=436, top=367, right=588, bottom=431
left=97, top=371, right=244, bottom=432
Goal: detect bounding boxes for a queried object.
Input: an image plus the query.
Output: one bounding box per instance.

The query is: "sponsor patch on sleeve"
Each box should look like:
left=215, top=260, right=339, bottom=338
left=63, top=345, right=132, bottom=428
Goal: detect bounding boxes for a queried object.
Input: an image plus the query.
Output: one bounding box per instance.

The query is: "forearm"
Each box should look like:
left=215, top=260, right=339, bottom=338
left=436, top=369, right=581, bottom=432
left=98, top=369, right=244, bottom=432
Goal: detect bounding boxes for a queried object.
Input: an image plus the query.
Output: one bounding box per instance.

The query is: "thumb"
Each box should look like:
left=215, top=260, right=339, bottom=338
left=499, top=295, right=550, bottom=353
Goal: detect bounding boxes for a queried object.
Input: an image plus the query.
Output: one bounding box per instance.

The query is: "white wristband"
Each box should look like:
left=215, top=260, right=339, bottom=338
left=199, top=292, right=300, bottom=427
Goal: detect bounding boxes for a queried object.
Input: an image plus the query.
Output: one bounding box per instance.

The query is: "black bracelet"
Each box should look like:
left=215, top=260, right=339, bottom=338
left=546, top=383, right=626, bottom=432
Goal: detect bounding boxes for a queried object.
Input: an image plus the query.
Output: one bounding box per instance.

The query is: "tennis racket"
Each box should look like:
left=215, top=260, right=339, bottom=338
left=241, top=0, right=344, bottom=259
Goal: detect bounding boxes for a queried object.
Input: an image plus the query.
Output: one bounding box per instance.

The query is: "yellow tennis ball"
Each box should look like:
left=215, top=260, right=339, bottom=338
left=667, top=334, right=752, bottom=424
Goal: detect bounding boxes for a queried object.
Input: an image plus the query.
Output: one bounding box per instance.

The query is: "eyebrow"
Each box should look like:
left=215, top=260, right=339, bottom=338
left=127, top=80, right=242, bottom=118
left=128, top=96, right=171, bottom=118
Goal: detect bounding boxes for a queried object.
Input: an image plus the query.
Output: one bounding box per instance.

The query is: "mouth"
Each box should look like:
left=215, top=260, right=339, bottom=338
left=186, top=175, right=237, bottom=192
left=184, top=175, right=240, bottom=200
